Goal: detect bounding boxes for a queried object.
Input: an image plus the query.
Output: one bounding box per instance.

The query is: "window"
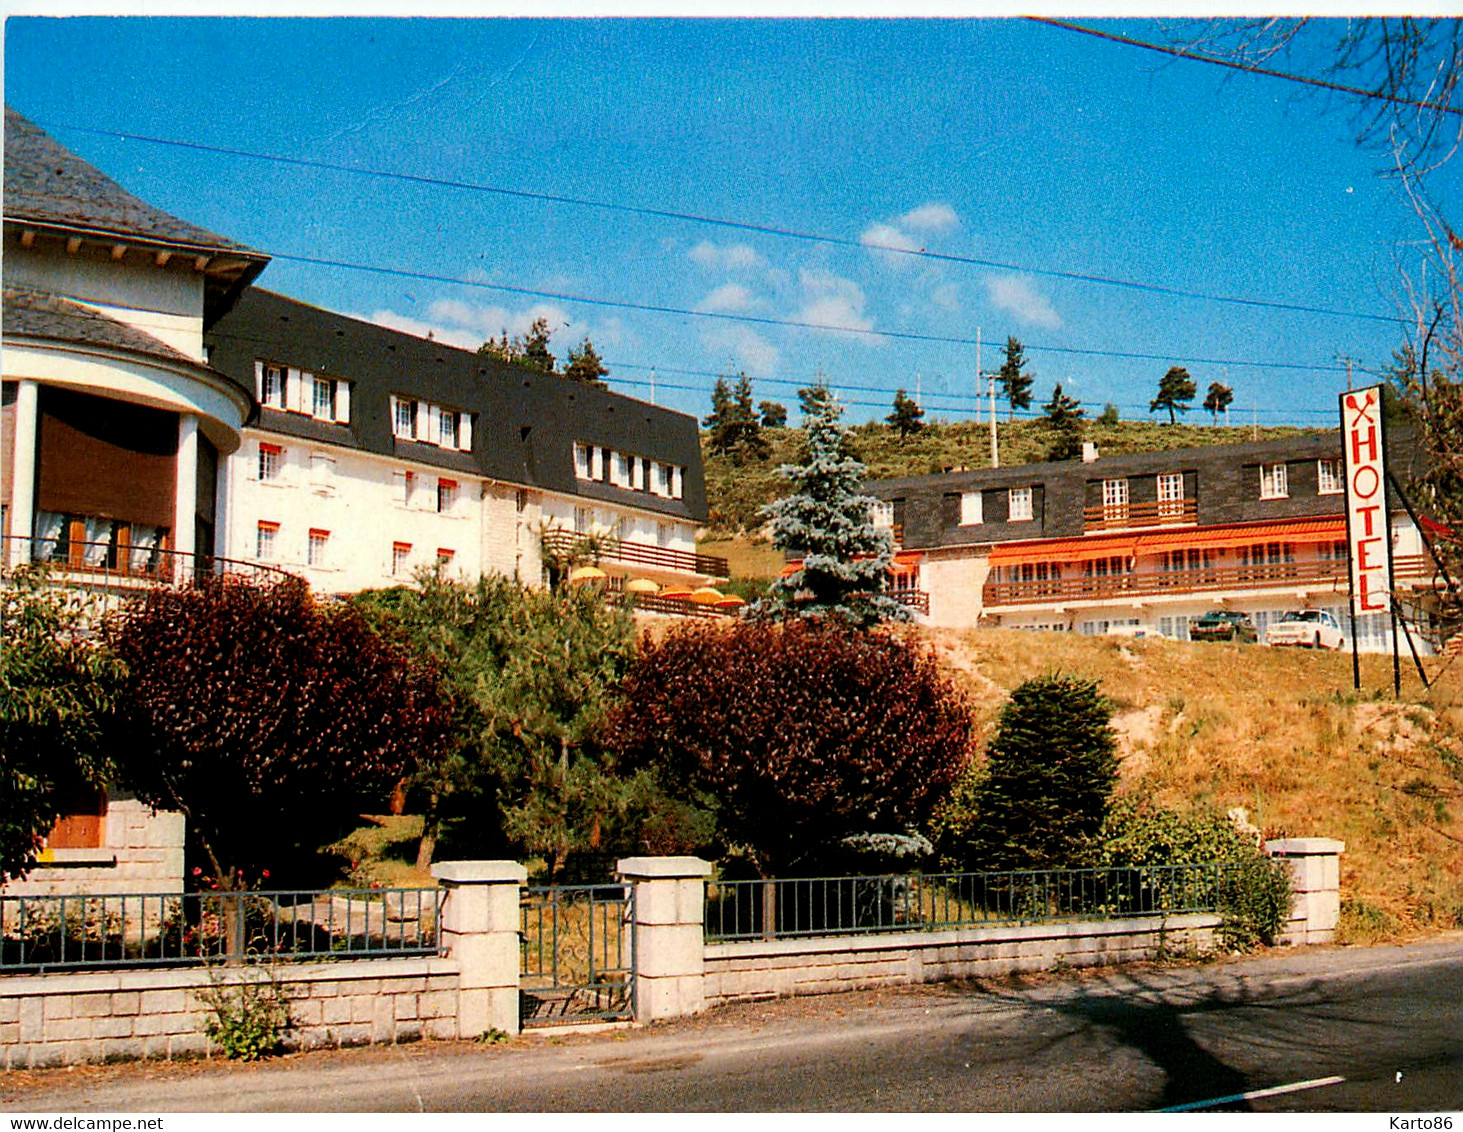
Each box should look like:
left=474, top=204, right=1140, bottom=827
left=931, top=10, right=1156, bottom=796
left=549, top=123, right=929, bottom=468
left=1009, top=486, right=1033, bottom=522
left=312, top=377, right=335, bottom=420
left=393, top=397, right=417, bottom=439
left=657, top=521, right=674, bottom=548
left=574, top=443, right=592, bottom=480
left=657, top=463, right=672, bottom=496
left=392, top=542, right=412, bottom=576
left=612, top=452, right=631, bottom=488
left=1260, top=463, right=1289, bottom=500
left=436, top=548, right=455, bottom=571
left=258, top=443, right=282, bottom=483
left=256, top=521, right=278, bottom=561
left=1318, top=459, right=1343, bottom=495
left=870, top=501, right=895, bottom=528
left=308, top=529, right=329, bottom=568
left=959, top=492, right=983, bottom=526
left=393, top=471, right=413, bottom=507
left=437, top=479, right=458, bottom=514
left=261, top=364, right=286, bottom=410
left=439, top=410, right=457, bottom=449
left=574, top=506, right=594, bottom=534
left=1157, top=473, right=1185, bottom=517
left=1102, top=478, right=1129, bottom=520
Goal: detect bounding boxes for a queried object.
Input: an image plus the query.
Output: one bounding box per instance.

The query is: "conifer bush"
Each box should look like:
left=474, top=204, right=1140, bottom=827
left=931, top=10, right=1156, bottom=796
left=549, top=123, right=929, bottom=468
left=604, top=620, right=974, bottom=875
left=960, top=674, right=1120, bottom=870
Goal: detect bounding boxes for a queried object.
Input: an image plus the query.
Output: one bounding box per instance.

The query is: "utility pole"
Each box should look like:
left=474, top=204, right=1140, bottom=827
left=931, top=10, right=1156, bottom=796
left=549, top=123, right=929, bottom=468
left=649, top=369, right=657, bottom=405
left=1344, top=356, right=1354, bottom=392
left=915, top=370, right=922, bottom=410
left=978, top=328, right=998, bottom=468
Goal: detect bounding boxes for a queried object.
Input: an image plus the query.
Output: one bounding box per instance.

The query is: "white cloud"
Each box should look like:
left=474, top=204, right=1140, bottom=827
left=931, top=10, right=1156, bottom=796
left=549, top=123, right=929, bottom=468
left=702, top=325, right=781, bottom=379
left=696, top=283, right=761, bottom=314
left=794, top=270, right=874, bottom=336
left=984, top=275, right=1062, bottom=329
left=424, top=299, right=571, bottom=340
left=859, top=222, right=921, bottom=254
left=898, top=202, right=960, bottom=233
left=688, top=241, right=766, bottom=271
left=362, top=309, right=482, bottom=351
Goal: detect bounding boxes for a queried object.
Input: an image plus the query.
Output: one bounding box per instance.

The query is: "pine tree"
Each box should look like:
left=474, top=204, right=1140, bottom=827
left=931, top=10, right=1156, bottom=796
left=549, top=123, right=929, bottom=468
left=1042, top=383, right=1085, bottom=461
left=563, top=337, right=609, bottom=388
left=520, top=317, right=556, bottom=373
left=998, top=337, right=1035, bottom=420
left=964, top=675, right=1119, bottom=870
left=1203, top=381, right=1234, bottom=425
left=730, top=374, right=769, bottom=462
left=754, top=384, right=910, bottom=627
left=759, top=400, right=789, bottom=428
left=887, top=388, right=925, bottom=438
left=1150, top=366, right=1197, bottom=424
left=703, top=378, right=735, bottom=454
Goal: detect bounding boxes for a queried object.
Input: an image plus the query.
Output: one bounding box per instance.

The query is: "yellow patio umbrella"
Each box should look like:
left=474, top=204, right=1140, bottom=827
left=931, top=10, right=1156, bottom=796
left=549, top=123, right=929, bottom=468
left=714, top=594, right=747, bottom=608
left=568, top=565, right=607, bottom=583
left=624, top=577, right=660, bottom=595
left=689, top=586, right=725, bottom=605
left=659, top=586, right=693, bottom=600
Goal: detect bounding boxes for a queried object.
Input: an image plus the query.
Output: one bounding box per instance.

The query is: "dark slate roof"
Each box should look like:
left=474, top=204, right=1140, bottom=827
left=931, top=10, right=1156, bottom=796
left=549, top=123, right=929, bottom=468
left=5, top=283, right=201, bottom=368
left=3, top=107, right=259, bottom=255
left=205, top=288, right=709, bottom=523
left=872, top=431, right=1416, bottom=551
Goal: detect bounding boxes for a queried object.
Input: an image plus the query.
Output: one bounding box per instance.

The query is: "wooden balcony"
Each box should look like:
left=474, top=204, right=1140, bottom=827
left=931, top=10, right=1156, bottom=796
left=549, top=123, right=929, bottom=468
left=1083, top=499, right=1198, bottom=532
left=542, top=530, right=729, bottom=579
left=891, top=588, right=930, bottom=615
left=983, top=554, right=1438, bottom=609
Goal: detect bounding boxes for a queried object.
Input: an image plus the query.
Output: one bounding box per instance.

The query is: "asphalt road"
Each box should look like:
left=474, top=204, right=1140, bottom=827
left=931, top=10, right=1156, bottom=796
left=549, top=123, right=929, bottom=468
left=6, top=934, right=1462, bottom=1112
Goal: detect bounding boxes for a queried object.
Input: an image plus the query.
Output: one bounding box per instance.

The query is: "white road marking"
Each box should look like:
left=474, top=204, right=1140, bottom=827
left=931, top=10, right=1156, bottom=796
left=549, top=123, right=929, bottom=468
left=1156, top=1075, right=1347, bottom=1111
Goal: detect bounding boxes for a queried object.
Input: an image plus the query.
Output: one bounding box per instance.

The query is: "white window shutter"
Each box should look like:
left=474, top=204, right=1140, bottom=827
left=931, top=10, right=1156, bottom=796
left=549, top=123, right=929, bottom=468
left=335, top=382, right=350, bottom=424
left=285, top=368, right=303, bottom=413
left=459, top=413, right=473, bottom=452
left=254, top=360, right=265, bottom=398
left=389, top=394, right=399, bottom=435
left=427, top=404, right=442, bottom=446
left=413, top=401, right=428, bottom=442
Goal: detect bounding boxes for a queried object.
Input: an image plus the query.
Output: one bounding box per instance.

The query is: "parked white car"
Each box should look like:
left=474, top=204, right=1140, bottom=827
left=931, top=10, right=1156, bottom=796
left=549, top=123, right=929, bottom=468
left=1265, top=609, right=1346, bottom=650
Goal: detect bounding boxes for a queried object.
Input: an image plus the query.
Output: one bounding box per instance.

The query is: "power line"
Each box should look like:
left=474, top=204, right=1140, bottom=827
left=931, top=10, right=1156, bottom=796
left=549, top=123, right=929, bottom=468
left=1030, top=18, right=1463, bottom=118
left=38, top=117, right=1403, bottom=326
left=269, top=249, right=1353, bottom=376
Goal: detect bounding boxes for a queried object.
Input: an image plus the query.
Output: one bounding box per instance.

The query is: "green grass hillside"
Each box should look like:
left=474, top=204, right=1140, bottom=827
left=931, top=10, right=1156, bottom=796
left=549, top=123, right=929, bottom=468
left=701, top=417, right=1325, bottom=539
left=923, top=626, right=1463, bottom=944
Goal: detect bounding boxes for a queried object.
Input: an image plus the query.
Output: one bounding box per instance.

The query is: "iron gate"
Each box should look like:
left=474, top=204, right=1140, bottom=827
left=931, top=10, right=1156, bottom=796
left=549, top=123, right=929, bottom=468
left=519, top=883, right=634, bottom=1026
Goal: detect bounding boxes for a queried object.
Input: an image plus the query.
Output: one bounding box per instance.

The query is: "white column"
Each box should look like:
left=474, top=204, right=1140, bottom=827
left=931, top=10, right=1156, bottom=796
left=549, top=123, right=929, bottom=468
left=431, top=860, right=527, bottom=1037
left=214, top=446, right=232, bottom=562
left=173, top=413, right=198, bottom=565
left=8, top=380, right=39, bottom=567
left=618, top=855, right=712, bottom=1021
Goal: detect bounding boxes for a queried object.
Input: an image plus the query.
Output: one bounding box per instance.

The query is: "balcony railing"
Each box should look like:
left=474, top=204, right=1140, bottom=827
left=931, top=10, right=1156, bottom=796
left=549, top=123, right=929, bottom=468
left=1083, top=499, right=1198, bottom=532
left=983, top=553, right=1438, bottom=609
left=542, top=530, right=729, bottom=579
left=3, top=535, right=298, bottom=593
left=891, top=588, right=930, bottom=615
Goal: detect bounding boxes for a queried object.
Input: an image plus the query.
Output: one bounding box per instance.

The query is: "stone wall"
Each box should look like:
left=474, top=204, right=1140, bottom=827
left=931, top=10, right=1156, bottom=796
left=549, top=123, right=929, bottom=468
left=0, top=956, right=460, bottom=1070
left=5, top=797, right=184, bottom=899
left=704, top=914, right=1219, bottom=1007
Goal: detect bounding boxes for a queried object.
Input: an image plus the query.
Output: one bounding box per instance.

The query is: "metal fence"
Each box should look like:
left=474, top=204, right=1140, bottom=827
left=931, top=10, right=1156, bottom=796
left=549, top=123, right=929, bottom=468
left=704, top=863, right=1246, bottom=942
left=0, top=887, right=441, bottom=972
left=520, top=883, right=634, bottom=1026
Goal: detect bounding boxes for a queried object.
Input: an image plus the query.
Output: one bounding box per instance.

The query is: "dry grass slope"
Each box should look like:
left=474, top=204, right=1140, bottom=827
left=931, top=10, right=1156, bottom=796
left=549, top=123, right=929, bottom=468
left=922, top=627, right=1463, bottom=943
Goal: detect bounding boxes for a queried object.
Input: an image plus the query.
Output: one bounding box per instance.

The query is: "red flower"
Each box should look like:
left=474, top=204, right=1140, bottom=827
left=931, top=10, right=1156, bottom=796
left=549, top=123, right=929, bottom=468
left=261, top=869, right=270, bottom=880
left=191, top=867, right=202, bottom=877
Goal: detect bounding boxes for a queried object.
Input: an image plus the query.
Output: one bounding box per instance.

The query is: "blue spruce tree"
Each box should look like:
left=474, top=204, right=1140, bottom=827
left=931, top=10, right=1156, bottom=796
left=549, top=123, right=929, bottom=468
left=753, top=383, right=910, bottom=628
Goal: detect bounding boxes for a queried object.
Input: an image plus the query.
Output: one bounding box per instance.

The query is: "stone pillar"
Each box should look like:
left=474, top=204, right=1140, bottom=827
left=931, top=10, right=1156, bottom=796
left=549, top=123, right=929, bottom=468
left=431, top=860, right=526, bottom=1037
left=173, top=413, right=199, bottom=566
left=617, top=856, right=712, bottom=1022
left=8, top=379, right=39, bottom=567
left=1266, top=837, right=1344, bottom=945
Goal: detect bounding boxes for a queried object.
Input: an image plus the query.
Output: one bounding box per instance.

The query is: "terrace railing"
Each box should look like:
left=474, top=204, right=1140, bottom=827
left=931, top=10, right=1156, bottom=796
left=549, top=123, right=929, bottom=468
left=704, top=863, right=1244, bottom=942
left=541, top=530, right=729, bottom=580
left=4, top=535, right=296, bottom=592
left=1083, top=499, right=1198, bottom=532
left=0, top=887, right=441, bottom=973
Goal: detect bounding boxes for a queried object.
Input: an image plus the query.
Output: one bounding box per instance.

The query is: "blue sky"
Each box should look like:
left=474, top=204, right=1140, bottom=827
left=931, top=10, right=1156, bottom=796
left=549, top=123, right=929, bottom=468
left=5, top=17, right=1443, bottom=428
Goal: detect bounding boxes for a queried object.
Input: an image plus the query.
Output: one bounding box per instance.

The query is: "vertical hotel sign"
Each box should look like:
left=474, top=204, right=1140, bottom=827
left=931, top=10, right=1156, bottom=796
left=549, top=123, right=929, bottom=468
left=1340, top=385, right=1393, bottom=617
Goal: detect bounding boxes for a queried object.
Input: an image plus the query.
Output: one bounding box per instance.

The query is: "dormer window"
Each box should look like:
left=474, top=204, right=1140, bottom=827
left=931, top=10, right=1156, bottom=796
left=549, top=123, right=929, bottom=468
left=391, top=396, right=472, bottom=451
left=1260, top=463, right=1289, bottom=500
left=1009, top=486, right=1034, bottom=522
left=261, top=364, right=286, bottom=410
